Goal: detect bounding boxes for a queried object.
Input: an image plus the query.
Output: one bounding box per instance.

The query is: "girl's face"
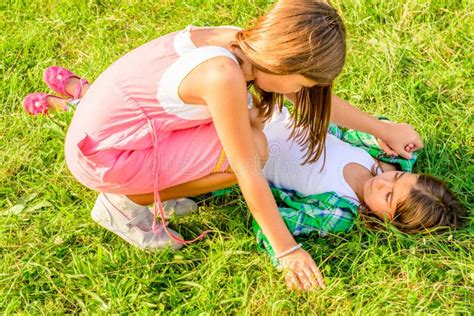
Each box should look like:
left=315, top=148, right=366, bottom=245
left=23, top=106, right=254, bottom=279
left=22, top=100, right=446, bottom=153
left=363, top=171, right=418, bottom=220
left=254, top=71, right=317, bottom=94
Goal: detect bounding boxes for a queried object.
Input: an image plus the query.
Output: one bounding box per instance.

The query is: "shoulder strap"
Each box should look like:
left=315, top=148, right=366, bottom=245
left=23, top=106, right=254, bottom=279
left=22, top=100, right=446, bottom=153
left=158, top=46, right=239, bottom=106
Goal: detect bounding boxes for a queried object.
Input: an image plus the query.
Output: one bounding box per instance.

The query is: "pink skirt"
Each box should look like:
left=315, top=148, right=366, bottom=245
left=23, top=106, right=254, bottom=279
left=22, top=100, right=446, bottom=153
left=67, top=125, right=228, bottom=195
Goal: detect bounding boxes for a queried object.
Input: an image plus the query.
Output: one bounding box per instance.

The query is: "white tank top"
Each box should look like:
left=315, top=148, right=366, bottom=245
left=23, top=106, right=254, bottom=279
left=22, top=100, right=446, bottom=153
left=158, top=25, right=254, bottom=121
left=262, top=107, right=376, bottom=202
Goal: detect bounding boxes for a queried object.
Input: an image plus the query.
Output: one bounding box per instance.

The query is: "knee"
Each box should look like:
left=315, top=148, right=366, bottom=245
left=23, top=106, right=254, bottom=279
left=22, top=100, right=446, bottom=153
left=252, top=127, right=269, bottom=166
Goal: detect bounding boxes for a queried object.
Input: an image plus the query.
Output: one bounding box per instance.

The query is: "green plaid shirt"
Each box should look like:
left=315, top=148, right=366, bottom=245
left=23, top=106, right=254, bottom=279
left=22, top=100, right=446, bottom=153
left=252, top=188, right=359, bottom=266
left=253, top=120, right=417, bottom=265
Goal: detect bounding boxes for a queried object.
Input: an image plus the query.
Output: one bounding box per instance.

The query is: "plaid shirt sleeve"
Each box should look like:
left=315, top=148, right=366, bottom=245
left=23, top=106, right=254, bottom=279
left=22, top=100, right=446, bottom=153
left=252, top=187, right=359, bottom=266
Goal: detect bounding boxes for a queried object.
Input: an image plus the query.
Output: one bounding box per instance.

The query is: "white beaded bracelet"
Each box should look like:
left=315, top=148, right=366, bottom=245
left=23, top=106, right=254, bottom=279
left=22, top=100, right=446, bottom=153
left=275, top=243, right=303, bottom=259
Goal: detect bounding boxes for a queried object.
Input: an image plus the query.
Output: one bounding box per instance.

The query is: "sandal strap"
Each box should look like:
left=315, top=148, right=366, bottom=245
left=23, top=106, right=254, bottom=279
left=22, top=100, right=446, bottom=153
left=44, top=66, right=89, bottom=98
left=73, top=78, right=89, bottom=99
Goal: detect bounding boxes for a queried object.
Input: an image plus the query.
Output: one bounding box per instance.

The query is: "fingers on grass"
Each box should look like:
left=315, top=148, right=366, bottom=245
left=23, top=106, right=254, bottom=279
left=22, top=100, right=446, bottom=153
left=310, top=265, right=326, bottom=289
left=297, top=271, right=312, bottom=290
left=285, top=271, right=304, bottom=290
left=284, top=273, right=294, bottom=290
left=302, top=267, right=319, bottom=289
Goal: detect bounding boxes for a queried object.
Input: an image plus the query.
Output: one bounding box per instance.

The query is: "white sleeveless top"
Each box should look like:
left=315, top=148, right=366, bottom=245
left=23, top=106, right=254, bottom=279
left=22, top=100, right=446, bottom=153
left=262, top=107, right=376, bottom=202
left=157, top=25, right=253, bottom=121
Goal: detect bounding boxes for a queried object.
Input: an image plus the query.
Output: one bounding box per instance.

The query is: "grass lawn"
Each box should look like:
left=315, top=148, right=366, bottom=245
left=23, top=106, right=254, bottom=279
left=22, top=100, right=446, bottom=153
left=1, top=0, right=472, bottom=314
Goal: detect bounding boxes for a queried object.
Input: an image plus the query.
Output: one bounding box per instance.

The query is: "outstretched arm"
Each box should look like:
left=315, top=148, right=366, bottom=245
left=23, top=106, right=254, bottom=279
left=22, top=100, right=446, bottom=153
left=285, top=93, right=423, bottom=159
left=330, top=95, right=422, bottom=159
left=188, top=57, right=325, bottom=290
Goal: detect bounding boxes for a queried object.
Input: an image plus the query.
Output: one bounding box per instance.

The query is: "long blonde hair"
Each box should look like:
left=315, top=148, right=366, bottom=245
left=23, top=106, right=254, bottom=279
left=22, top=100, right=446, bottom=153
left=234, top=0, right=346, bottom=163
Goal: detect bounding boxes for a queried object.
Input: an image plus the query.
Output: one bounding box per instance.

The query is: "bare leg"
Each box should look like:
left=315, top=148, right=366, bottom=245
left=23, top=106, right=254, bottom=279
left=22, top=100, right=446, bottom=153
left=65, top=77, right=90, bottom=98
left=127, top=167, right=237, bottom=206
left=45, top=95, right=70, bottom=111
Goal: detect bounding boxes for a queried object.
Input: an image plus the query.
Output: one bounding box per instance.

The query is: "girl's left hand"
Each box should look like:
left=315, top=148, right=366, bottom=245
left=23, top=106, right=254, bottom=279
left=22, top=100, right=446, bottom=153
left=379, top=121, right=423, bottom=159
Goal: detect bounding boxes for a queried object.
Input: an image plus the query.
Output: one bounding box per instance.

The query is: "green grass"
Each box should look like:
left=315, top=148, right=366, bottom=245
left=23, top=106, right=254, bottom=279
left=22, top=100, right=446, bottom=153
left=1, top=0, right=473, bottom=313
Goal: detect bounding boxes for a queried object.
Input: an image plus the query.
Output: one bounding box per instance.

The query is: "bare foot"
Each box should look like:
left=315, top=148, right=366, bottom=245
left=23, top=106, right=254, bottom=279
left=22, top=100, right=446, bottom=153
left=65, top=77, right=90, bottom=98
left=46, top=95, right=70, bottom=112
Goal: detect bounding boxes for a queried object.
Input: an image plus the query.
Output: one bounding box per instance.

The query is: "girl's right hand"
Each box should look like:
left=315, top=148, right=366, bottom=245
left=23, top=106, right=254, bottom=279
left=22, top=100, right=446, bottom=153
left=279, top=248, right=326, bottom=291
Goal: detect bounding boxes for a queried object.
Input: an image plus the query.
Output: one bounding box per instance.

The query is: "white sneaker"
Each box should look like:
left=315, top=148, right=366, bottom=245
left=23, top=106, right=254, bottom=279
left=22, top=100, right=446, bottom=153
left=162, top=198, right=198, bottom=218
left=91, top=193, right=183, bottom=250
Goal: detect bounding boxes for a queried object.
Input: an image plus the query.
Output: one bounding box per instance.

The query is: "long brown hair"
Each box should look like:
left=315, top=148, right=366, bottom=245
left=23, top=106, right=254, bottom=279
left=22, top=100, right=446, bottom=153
left=234, top=0, right=346, bottom=164
left=359, top=174, right=467, bottom=234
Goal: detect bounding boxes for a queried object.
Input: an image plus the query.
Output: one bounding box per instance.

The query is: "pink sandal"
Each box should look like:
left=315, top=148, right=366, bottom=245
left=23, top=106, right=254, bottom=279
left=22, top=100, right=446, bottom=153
left=22, top=93, right=69, bottom=116
left=43, top=66, right=89, bottom=99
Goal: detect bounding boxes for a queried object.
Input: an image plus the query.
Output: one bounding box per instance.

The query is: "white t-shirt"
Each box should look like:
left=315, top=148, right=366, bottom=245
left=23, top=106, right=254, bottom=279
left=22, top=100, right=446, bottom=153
left=262, top=107, right=376, bottom=202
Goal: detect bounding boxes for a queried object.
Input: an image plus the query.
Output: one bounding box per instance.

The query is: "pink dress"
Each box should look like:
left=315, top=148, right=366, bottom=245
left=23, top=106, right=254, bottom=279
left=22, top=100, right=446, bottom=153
left=65, top=25, right=242, bottom=197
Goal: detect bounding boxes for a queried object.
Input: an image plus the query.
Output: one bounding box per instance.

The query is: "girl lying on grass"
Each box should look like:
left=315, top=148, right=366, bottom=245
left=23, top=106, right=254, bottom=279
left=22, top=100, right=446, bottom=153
left=252, top=107, right=466, bottom=283
left=22, top=0, right=427, bottom=291
left=262, top=106, right=465, bottom=232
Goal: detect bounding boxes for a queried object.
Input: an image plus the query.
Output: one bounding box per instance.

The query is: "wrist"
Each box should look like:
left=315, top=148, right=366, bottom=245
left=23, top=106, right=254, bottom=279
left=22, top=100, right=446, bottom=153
left=275, top=243, right=303, bottom=259
left=261, top=223, right=298, bottom=255
left=369, top=119, right=389, bottom=140
left=271, top=235, right=298, bottom=255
